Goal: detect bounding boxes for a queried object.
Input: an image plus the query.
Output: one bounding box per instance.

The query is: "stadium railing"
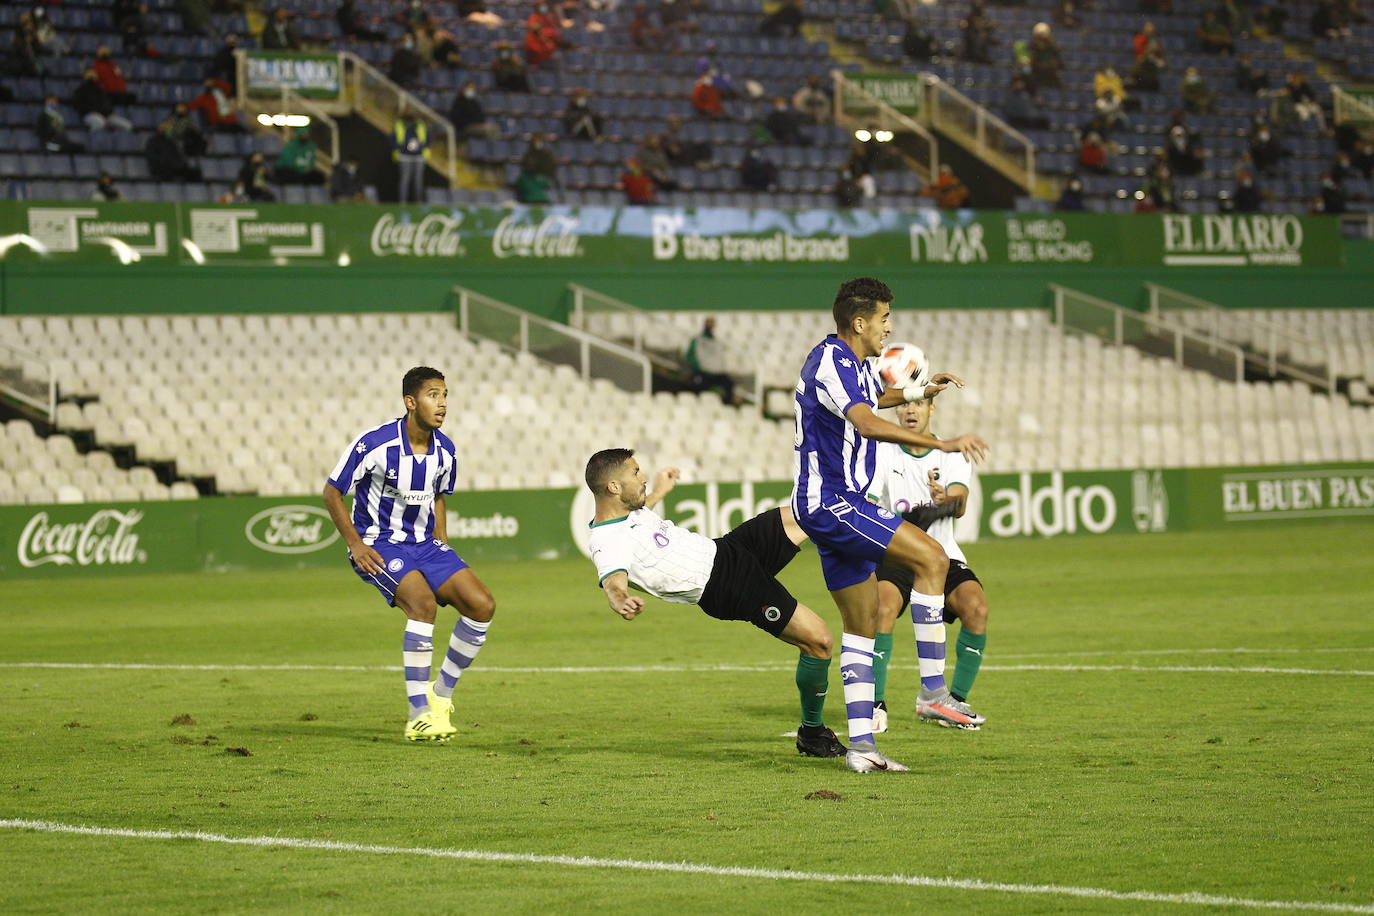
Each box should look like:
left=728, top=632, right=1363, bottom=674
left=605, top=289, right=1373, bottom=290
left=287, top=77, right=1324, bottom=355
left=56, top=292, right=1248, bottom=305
left=831, top=71, right=939, bottom=180
left=342, top=51, right=459, bottom=189
left=0, top=338, right=55, bottom=423
left=1050, top=284, right=1245, bottom=383
left=233, top=50, right=342, bottom=168
left=455, top=286, right=652, bottom=394
left=1145, top=283, right=1336, bottom=392
left=566, top=284, right=761, bottom=405
left=918, top=73, right=1038, bottom=194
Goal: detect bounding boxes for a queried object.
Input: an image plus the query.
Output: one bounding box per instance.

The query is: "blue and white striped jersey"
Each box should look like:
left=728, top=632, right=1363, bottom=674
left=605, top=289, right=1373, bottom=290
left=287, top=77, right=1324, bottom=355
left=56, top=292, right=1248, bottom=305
left=791, top=335, right=884, bottom=515
left=327, top=418, right=458, bottom=545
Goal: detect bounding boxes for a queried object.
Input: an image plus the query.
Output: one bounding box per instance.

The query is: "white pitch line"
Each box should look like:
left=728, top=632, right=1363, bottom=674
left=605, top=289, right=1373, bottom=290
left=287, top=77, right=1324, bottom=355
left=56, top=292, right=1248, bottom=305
left=995, top=647, right=1374, bottom=660
left=2, top=819, right=1370, bottom=914
left=2, top=662, right=1374, bottom=676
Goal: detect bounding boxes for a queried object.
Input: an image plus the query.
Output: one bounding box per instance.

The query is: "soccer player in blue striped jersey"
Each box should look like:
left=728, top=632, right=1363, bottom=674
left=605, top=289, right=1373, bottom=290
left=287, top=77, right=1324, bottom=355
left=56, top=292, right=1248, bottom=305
left=792, top=278, right=988, bottom=773
left=323, top=366, right=496, bottom=743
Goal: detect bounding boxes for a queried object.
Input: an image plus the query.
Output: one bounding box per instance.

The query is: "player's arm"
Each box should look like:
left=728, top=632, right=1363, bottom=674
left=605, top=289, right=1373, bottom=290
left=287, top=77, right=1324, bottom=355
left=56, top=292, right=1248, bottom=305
left=600, top=571, right=645, bottom=620
left=876, top=371, right=967, bottom=408
left=433, top=494, right=448, bottom=542
left=845, top=403, right=989, bottom=463
left=644, top=467, right=681, bottom=509
left=322, top=481, right=383, bottom=574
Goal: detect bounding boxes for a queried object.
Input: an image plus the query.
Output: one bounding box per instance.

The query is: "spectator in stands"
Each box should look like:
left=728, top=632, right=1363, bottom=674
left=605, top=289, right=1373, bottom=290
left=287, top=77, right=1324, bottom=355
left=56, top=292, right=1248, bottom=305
left=338, top=0, right=388, bottom=41
left=147, top=119, right=202, bottom=181
left=902, top=16, right=936, bottom=61
left=660, top=115, right=711, bottom=166
left=1232, top=173, right=1263, bottom=212
left=331, top=156, right=367, bottom=202
left=392, top=111, right=429, bottom=204
left=960, top=0, right=997, bottom=63
left=8, top=16, right=44, bottom=77
left=1216, top=0, right=1250, bottom=37
left=263, top=8, right=303, bottom=50
left=450, top=81, right=499, bottom=138
left=1138, top=163, right=1177, bottom=212
left=1129, top=22, right=1164, bottom=92
left=739, top=143, right=779, bottom=191
left=208, top=35, right=240, bottom=93
left=1330, top=149, right=1358, bottom=183
left=1277, top=71, right=1327, bottom=134
left=168, top=102, right=208, bottom=158
left=93, top=47, right=137, bottom=105
left=793, top=75, right=831, bottom=124
left=1055, top=0, right=1080, bottom=28
left=1312, top=0, right=1351, bottom=37
left=1248, top=122, right=1287, bottom=174
left=493, top=42, right=531, bottom=91
left=274, top=128, right=325, bottom=185
left=119, top=2, right=162, bottom=59
left=218, top=181, right=250, bottom=204
left=1092, top=66, right=1130, bottom=129
left=1078, top=130, right=1110, bottom=174
left=692, top=74, right=726, bottom=119
left=1027, top=22, right=1063, bottom=90
left=1199, top=10, right=1235, bottom=54
left=764, top=96, right=812, bottom=145
left=1234, top=53, right=1269, bottom=94
left=685, top=318, right=735, bottom=404
left=189, top=78, right=244, bottom=132
left=617, top=157, right=658, bottom=205
left=760, top=0, right=804, bottom=38
left=92, top=171, right=125, bottom=202
left=924, top=163, right=971, bottom=209
left=37, top=96, right=83, bottom=153
left=1165, top=124, right=1205, bottom=176
left=1055, top=175, right=1086, bottom=210
left=695, top=41, right=737, bottom=98
left=833, top=167, right=863, bottom=208
left=429, top=26, right=465, bottom=68
left=519, top=132, right=558, bottom=184
left=1180, top=67, right=1214, bottom=114
left=389, top=32, right=423, bottom=88
left=239, top=152, right=276, bottom=200
left=1316, top=173, right=1347, bottom=213
left=635, top=134, right=678, bottom=190
left=73, top=70, right=134, bottom=133
left=459, top=0, right=505, bottom=26
left=1005, top=74, right=1050, bottom=129
left=30, top=7, right=69, bottom=56
left=630, top=4, right=666, bottom=47
left=1353, top=138, right=1374, bottom=179
left=659, top=0, right=700, bottom=37
left=177, top=0, right=215, bottom=37
left=525, top=17, right=559, bottom=67
left=563, top=88, right=605, bottom=141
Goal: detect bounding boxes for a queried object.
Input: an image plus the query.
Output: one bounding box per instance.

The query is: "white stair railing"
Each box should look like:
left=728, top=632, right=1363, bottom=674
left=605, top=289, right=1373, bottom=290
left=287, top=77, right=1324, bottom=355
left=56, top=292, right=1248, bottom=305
left=919, top=73, right=1037, bottom=192
left=831, top=70, right=938, bottom=179
left=233, top=49, right=341, bottom=167
left=1145, top=283, right=1336, bottom=391
left=1051, top=284, right=1244, bottom=383
left=342, top=51, right=458, bottom=189
left=456, top=287, right=652, bottom=394
left=1333, top=84, right=1374, bottom=126
left=0, top=339, right=56, bottom=421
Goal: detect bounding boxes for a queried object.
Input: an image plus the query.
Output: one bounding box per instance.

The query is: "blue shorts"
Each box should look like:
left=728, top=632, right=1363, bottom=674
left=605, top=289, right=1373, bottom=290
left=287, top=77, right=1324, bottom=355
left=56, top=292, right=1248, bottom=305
left=350, top=538, right=470, bottom=606
left=794, top=492, right=904, bottom=592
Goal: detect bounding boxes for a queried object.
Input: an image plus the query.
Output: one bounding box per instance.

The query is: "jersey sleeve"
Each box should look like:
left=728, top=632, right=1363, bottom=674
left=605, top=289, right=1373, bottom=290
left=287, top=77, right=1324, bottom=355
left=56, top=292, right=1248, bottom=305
left=814, top=346, right=871, bottom=418
left=327, top=437, right=370, bottom=492
left=942, top=451, right=973, bottom=492
left=438, top=445, right=458, bottom=495
left=590, top=527, right=631, bottom=586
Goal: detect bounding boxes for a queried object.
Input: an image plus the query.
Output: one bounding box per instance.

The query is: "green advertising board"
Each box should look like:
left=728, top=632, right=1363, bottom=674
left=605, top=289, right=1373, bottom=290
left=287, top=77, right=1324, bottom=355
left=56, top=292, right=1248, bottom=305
left=0, top=203, right=1346, bottom=270
left=3, top=469, right=1370, bottom=580
left=242, top=51, right=343, bottom=100
left=848, top=73, right=924, bottom=114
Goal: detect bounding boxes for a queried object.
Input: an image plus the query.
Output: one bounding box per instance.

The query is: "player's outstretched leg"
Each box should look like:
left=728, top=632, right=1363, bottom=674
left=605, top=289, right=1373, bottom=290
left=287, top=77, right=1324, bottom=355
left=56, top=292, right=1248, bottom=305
left=777, top=605, right=846, bottom=758
left=394, top=572, right=456, bottom=743
left=431, top=568, right=496, bottom=731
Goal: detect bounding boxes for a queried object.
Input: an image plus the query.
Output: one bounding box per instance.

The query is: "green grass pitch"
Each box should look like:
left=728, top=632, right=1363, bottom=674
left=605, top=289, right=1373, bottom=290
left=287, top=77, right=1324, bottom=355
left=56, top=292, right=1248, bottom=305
left=2, top=524, right=1373, bottom=914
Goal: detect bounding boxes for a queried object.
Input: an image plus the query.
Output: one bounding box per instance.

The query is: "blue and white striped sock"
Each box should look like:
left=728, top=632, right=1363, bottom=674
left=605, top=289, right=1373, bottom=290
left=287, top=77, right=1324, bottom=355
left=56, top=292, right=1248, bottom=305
left=839, top=633, right=877, bottom=747
left=403, top=619, right=435, bottom=718
left=911, top=591, right=948, bottom=692
left=433, top=615, right=490, bottom=700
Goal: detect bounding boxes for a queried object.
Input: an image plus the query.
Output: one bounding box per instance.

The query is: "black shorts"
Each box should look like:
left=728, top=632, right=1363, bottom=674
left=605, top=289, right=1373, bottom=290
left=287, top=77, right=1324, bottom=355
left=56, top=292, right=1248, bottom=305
left=875, top=558, right=982, bottom=623
left=697, top=507, right=801, bottom=637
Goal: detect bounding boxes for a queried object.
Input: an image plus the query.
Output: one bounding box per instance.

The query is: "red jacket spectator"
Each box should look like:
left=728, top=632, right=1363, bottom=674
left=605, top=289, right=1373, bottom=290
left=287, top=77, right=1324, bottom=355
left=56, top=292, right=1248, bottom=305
left=619, top=158, right=657, bottom=204
left=93, top=47, right=130, bottom=97
left=691, top=76, right=724, bottom=118
left=528, top=2, right=565, bottom=46
left=525, top=20, right=557, bottom=66
left=188, top=78, right=242, bottom=129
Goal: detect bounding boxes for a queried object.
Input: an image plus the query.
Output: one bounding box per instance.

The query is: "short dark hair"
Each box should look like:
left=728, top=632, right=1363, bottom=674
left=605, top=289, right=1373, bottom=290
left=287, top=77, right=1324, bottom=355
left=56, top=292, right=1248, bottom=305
left=402, top=366, right=445, bottom=400
left=833, top=277, right=894, bottom=332
left=585, top=448, right=634, bottom=494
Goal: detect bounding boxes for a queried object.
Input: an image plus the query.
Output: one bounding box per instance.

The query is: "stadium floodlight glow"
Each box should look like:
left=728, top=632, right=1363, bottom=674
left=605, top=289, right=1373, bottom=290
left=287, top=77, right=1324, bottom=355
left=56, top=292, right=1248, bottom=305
left=258, top=113, right=311, bottom=128
left=854, top=129, right=872, bottom=142
left=94, top=237, right=141, bottom=265
left=180, top=239, right=206, bottom=265
left=0, top=233, right=49, bottom=258
left=874, top=130, right=894, bottom=142
left=337, top=251, right=351, bottom=267
left=1133, top=190, right=1146, bottom=200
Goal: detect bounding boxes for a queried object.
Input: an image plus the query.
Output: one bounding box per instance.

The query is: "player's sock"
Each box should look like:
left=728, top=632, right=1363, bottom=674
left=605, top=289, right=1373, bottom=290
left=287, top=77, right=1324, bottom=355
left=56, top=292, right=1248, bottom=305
left=433, top=615, right=490, bottom=699
left=910, top=591, right=947, bottom=692
left=839, top=633, right=877, bottom=746
left=950, top=629, right=987, bottom=702
left=872, top=631, right=894, bottom=705
left=795, top=653, right=831, bottom=727
left=403, top=619, right=435, bottom=718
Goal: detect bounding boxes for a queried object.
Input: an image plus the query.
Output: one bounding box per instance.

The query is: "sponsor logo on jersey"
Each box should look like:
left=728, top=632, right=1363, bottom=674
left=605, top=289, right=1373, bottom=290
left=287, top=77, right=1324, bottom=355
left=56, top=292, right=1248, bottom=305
left=763, top=606, right=781, bottom=622
left=244, top=505, right=340, bottom=555
left=388, top=558, right=404, bottom=573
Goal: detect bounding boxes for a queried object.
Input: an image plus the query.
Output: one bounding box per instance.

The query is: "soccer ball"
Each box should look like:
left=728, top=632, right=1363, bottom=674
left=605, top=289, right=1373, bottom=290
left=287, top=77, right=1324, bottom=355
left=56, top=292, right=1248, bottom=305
left=875, top=342, right=931, bottom=390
